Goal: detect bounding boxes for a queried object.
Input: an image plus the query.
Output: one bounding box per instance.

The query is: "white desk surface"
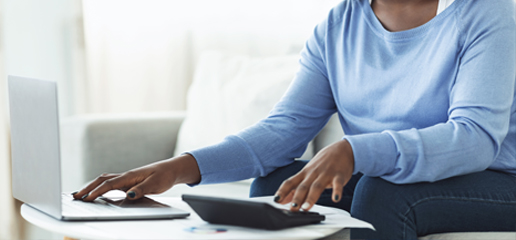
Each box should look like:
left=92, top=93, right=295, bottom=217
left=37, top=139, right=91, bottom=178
left=21, top=196, right=373, bottom=240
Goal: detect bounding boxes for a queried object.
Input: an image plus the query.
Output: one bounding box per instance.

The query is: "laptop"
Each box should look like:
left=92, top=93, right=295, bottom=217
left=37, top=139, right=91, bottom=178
left=8, top=75, right=190, bottom=220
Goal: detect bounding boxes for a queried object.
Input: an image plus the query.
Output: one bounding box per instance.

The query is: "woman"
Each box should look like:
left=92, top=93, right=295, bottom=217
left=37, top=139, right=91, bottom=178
left=73, top=0, right=516, bottom=238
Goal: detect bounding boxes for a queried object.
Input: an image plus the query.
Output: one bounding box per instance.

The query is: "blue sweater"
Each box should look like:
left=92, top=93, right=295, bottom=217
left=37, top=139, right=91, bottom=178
left=190, top=0, right=516, bottom=184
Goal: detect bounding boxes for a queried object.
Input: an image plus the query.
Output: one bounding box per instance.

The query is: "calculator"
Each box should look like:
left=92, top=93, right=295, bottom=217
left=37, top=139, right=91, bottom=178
left=182, top=194, right=325, bottom=230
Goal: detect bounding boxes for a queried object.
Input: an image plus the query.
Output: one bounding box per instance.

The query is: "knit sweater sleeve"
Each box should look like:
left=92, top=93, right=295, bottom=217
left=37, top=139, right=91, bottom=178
left=188, top=14, right=338, bottom=184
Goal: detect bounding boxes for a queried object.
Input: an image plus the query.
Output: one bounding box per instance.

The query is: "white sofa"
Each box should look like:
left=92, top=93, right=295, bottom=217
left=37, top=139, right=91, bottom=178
left=60, top=112, right=515, bottom=240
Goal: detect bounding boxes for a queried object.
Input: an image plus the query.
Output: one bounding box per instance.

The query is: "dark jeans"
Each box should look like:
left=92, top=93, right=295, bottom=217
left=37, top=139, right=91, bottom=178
left=250, top=160, right=516, bottom=239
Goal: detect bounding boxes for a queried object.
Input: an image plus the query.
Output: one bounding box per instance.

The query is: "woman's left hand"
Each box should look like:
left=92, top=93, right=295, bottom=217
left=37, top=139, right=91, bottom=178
left=274, top=139, right=355, bottom=211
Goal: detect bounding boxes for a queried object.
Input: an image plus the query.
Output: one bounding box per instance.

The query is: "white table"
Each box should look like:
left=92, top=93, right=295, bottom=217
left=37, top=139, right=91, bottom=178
left=21, top=197, right=372, bottom=240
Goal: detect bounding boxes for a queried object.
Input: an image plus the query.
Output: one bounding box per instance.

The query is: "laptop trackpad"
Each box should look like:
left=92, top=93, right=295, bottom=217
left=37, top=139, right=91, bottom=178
left=99, top=196, right=171, bottom=208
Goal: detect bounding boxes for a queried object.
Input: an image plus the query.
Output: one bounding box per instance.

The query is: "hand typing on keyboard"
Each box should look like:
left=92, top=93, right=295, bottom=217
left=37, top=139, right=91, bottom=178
left=72, top=154, right=201, bottom=202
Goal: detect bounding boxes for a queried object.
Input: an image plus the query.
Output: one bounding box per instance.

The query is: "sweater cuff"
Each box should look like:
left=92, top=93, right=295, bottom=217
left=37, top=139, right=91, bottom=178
left=344, top=132, right=398, bottom=177
left=187, top=135, right=259, bottom=185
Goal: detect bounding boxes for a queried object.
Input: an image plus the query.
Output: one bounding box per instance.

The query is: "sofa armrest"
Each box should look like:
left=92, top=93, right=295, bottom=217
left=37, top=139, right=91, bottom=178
left=60, top=111, right=186, bottom=192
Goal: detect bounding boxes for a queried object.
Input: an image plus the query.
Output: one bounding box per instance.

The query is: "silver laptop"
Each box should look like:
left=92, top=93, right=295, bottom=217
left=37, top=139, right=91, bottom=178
left=8, top=75, right=190, bottom=220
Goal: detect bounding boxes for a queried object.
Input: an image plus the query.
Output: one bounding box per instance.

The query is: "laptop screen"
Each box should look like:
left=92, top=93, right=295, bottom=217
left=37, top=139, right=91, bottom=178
left=8, top=76, right=63, bottom=219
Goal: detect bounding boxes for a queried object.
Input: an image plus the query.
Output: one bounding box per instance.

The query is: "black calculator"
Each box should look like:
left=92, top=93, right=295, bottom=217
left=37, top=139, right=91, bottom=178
left=182, top=194, right=325, bottom=230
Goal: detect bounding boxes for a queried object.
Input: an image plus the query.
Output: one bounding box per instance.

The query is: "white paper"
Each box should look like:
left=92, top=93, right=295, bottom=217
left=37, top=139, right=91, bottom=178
left=249, top=196, right=375, bottom=230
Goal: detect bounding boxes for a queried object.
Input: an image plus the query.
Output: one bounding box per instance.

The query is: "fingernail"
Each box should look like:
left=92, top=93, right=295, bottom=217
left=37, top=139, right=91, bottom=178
left=273, top=195, right=281, bottom=203
left=301, top=202, right=310, bottom=210
left=127, top=191, right=136, bottom=199
left=71, top=191, right=78, bottom=196
left=81, top=193, right=89, bottom=200
left=291, top=202, right=298, bottom=208
left=334, top=194, right=340, bottom=201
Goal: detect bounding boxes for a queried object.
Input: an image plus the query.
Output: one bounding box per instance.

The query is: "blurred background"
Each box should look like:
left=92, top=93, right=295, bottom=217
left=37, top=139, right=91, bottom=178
left=0, top=0, right=341, bottom=239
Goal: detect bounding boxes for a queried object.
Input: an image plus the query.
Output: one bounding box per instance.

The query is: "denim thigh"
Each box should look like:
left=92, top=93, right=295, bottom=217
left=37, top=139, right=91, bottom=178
left=351, top=170, right=516, bottom=240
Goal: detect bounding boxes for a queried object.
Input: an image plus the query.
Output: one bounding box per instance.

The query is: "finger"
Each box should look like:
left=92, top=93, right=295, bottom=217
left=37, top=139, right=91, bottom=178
left=289, top=175, right=318, bottom=211
left=301, top=177, right=328, bottom=211
left=300, top=177, right=329, bottom=211
left=280, top=189, right=296, bottom=204
left=126, top=175, right=160, bottom=200
left=331, top=175, right=347, bottom=203
left=274, top=174, right=304, bottom=204
left=82, top=174, right=139, bottom=202
left=72, top=173, right=119, bottom=200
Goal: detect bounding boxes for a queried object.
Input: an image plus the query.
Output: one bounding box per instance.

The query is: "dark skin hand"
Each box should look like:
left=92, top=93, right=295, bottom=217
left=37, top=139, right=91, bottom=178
left=274, top=140, right=354, bottom=211
left=73, top=154, right=201, bottom=202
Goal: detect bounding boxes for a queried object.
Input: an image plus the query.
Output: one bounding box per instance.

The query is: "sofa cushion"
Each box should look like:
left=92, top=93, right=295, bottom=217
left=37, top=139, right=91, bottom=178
left=174, top=51, right=315, bottom=159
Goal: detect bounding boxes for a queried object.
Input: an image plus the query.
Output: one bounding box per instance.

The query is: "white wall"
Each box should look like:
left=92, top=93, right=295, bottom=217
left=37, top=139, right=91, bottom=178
left=2, top=0, right=83, bottom=117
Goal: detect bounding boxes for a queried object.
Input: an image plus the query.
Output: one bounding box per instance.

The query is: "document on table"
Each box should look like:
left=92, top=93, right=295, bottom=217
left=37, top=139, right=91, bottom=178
left=83, top=196, right=374, bottom=240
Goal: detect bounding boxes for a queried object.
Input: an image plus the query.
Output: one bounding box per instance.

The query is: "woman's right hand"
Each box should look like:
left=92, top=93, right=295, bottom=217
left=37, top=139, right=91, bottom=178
left=72, top=154, right=201, bottom=202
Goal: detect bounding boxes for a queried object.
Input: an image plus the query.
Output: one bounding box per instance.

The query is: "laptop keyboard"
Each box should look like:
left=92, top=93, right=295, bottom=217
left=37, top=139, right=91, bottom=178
left=62, top=193, right=121, bottom=215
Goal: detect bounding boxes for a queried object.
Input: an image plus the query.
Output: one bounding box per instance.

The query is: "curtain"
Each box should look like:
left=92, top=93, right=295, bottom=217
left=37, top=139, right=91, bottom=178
left=81, top=0, right=341, bottom=114
left=1, top=0, right=84, bottom=238
left=0, top=0, right=19, bottom=236
left=0, top=28, right=21, bottom=240
left=0, top=121, right=20, bottom=240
